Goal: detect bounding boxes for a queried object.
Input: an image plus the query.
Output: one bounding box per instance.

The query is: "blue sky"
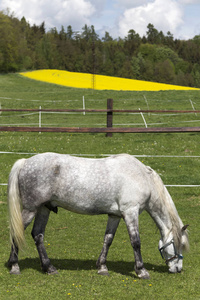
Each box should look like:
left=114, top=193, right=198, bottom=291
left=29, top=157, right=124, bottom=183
left=0, top=0, right=200, bottom=39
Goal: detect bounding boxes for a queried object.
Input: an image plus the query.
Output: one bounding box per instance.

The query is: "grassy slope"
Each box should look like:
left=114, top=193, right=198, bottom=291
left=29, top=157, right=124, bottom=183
left=0, top=73, right=200, bottom=299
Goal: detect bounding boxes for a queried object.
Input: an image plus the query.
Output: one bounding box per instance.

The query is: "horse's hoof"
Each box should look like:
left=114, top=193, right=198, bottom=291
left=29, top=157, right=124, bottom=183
left=10, top=264, right=21, bottom=275
left=97, top=265, right=109, bottom=276
left=138, top=273, right=150, bottom=279
left=10, top=270, right=21, bottom=275
left=98, top=269, right=109, bottom=276
left=48, top=270, right=59, bottom=275
left=47, top=265, right=59, bottom=275
left=137, top=269, right=150, bottom=279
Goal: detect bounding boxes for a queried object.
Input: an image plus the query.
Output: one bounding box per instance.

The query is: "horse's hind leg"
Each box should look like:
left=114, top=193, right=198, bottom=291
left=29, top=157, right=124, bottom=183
left=8, top=209, right=35, bottom=275
left=31, top=206, right=58, bottom=275
left=8, top=243, right=20, bottom=275
left=123, top=209, right=150, bottom=279
left=96, top=215, right=120, bottom=275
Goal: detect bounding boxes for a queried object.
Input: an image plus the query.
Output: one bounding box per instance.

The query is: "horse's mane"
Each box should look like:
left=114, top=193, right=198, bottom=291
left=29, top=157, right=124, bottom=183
left=150, top=168, right=189, bottom=252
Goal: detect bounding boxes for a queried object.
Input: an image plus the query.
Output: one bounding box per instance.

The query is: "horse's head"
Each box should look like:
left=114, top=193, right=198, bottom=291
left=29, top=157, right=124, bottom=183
left=158, top=225, right=189, bottom=273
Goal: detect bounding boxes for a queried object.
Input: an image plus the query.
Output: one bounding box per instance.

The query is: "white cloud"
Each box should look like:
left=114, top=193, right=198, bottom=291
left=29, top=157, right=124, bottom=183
left=0, top=0, right=96, bottom=30
left=0, top=0, right=199, bottom=39
left=89, top=0, right=106, bottom=16
left=118, top=0, right=184, bottom=38
left=178, top=0, right=200, bottom=3
left=116, top=0, right=154, bottom=8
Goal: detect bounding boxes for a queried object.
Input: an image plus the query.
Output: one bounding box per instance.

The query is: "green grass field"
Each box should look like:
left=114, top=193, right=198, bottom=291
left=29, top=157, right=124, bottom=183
left=0, top=73, right=200, bottom=299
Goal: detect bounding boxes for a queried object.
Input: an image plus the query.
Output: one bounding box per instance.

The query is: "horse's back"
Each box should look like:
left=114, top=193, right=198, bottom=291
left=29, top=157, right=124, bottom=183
left=18, top=153, right=152, bottom=215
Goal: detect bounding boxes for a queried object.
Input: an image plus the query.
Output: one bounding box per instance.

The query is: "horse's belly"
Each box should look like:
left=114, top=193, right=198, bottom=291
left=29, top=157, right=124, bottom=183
left=52, top=190, right=120, bottom=216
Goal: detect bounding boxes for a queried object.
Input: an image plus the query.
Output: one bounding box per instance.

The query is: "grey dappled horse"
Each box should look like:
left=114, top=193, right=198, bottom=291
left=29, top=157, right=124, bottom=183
left=7, top=153, right=189, bottom=278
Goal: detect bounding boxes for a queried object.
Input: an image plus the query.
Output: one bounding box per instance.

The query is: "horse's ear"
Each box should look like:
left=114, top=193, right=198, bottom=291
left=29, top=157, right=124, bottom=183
left=182, top=224, right=189, bottom=231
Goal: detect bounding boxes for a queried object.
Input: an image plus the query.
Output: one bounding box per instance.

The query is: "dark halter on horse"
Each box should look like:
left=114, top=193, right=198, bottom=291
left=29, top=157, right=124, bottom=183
left=159, top=239, right=183, bottom=265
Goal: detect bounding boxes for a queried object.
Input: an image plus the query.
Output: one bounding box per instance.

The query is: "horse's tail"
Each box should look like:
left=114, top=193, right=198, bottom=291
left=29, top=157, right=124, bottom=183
left=7, top=158, right=26, bottom=250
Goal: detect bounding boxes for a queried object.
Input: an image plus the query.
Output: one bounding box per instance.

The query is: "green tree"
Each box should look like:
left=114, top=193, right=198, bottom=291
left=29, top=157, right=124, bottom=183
left=154, top=46, right=180, bottom=64
left=35, top=33, right=59, bottom=69
left=125, top=29, right=141, bottom=55
left=154, top=59, right=175, bottom=83
left=59, top=26, right=67, bottom=40
left=102, top=31, right=113, bottom=42
left=81, top=24, right=99, bottom=42
left=66, top=25, right=73, bottom=40
left=0, top=11, right=19, bottom=72
left=138, top=43, right=157, bottom=62
left=164, top=31, right=174, bottom=47
left=131, top=56, right=141, bottom=79
left=131, top=53, right=146, bottom=79
left=146, top=23, right=162, bottom=44
left=192, top=63, right=200, bottom=87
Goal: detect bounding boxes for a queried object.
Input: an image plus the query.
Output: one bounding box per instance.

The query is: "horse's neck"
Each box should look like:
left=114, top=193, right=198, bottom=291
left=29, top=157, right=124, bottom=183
left=148, top=205, right=172, bottom=241
left=148, top=185, right=181, bottom=242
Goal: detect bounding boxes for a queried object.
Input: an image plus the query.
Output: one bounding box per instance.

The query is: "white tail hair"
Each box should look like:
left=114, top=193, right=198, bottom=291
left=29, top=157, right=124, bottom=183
left=7, top=158, right=26, bottom=250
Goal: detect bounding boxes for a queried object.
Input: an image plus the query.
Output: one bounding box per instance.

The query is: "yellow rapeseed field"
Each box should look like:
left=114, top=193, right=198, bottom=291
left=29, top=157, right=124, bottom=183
left=20, top=69, right=199, bottom=91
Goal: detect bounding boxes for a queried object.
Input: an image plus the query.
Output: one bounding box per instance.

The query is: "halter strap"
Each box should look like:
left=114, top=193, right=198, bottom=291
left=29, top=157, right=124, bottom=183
left=159, top=239, right=183, bottom=264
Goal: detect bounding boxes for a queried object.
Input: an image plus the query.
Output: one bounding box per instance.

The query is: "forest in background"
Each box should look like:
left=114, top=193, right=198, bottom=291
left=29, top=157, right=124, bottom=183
left=1, top=10, right=200, bottom=87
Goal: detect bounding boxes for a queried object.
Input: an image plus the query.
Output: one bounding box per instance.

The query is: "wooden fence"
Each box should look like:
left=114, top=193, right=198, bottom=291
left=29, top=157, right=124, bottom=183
left=1, top=98, right=200, bottom=137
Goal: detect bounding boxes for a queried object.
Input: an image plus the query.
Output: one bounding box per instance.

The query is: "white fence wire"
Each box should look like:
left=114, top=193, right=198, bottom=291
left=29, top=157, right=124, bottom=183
left=0, top=152, right=200, bottom=187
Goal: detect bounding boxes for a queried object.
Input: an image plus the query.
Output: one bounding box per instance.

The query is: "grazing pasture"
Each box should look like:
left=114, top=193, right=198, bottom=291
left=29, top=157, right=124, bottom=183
left=0, top=73, right=200, bottom=299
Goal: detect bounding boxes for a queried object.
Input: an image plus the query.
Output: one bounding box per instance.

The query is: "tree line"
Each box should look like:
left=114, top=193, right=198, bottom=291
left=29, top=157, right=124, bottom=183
left=1, top=10, right=200, bottom=87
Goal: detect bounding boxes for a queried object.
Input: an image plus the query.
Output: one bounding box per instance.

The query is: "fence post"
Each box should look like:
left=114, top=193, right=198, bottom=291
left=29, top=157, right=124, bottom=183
left=39, top=106, right=41, bottom=134
left=83, top=96, right=85, bottom=115
left=106, top=98, right=113, bottom=137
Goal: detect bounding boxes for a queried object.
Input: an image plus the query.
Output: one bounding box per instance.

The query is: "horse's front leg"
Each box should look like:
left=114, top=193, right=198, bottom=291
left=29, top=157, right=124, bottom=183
left=123, top=209, right=150, bottom=279
left=96, top=215, right=120, bottom=275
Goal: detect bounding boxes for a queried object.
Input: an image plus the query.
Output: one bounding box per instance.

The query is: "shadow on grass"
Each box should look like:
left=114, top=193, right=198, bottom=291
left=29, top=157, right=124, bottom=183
left=6, top=257, right=167, bottom=276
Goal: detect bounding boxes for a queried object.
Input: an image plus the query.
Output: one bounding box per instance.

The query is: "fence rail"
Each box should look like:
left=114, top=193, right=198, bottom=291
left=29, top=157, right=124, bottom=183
left=0, top=126, right=200, bottom=133
left=1, top=108, right=200, bottom=113
left=1, top=99, right=200, bottom=136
